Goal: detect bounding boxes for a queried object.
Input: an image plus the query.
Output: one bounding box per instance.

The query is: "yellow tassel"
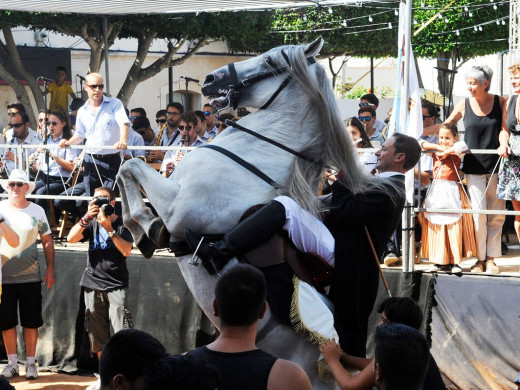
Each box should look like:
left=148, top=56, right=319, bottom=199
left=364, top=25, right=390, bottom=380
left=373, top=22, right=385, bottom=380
left=317, top=358, right=336, bottom=385
left=289, top=276, right=328, bottom=346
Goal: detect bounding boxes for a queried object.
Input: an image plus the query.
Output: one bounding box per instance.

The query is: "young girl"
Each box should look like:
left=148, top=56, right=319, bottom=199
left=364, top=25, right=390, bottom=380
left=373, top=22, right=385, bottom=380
left=420, top=123, right=476, bottom=273
left=345, top=116, right=377, bottom=174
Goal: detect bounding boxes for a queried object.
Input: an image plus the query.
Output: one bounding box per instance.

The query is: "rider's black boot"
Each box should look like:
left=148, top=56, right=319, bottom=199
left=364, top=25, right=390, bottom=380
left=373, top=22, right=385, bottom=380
left=184, top=200, right=286, bottom=274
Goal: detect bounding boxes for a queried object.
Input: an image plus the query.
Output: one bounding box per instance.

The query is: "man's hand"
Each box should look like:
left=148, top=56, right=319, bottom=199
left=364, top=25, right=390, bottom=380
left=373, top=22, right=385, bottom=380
left=96, top=206, right=113, bottom=233
left=149, top=150, right=165, bottom=161
left=165, top=162, right=175, bottom=176
left=87, top=198, right=100, bottom=219
left=319, top=339, right=342, bottom=363
left=4, top=151, right=15, bottom=162
left=114, top=141, right=127, bottom=149
left=43, top=268, right=55, bottom=290
left=58, top=139, right=68, bottom=148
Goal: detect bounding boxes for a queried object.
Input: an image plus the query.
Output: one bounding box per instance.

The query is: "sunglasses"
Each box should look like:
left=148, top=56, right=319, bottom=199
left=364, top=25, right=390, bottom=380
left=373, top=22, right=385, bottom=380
left=8, top=182, right=25, bottom=188
left=166, top=112, right=180, bottom=117
left=422, top=115, right=435, bottom=120
left=129, top=116, right=140, bottom=120
left=359, top=102, right=375, bottom=107
left=86, top=84, right=104, bottom=90
left=217, top=122, right=227, bottom=129
left=178, top=125, right=192, bottom=130
left=358, top=116, right=373, bottom=122
left=47, top=121, right=59, bottom=126
left=9, top=123, right=24, bottom=128
left=156, top=118, right=167, bottom=124
left=203, top=111, right=212, bottom=116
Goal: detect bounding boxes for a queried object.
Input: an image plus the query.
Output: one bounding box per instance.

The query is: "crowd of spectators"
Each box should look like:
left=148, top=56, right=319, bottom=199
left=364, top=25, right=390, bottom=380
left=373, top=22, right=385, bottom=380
left=1, top=60, right=520, bottom=388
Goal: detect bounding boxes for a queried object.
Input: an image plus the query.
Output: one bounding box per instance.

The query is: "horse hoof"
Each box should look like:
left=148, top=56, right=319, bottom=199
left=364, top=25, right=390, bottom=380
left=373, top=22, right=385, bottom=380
left=137, top=236, right=157, bottom=259
left=150, top=219, right=170, bottom=248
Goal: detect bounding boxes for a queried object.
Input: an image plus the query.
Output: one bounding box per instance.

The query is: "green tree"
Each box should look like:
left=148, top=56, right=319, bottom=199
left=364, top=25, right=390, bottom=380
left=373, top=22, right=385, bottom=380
left=0, top=11, right=273, bottom=113
left=412, top=0, right=508, bottom=94
left=238, top=1, right=509, bottom=93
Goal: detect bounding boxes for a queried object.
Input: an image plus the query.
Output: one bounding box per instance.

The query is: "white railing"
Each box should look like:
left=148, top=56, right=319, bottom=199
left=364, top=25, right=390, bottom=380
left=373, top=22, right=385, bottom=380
left=0, top=143, right=196, bottom=201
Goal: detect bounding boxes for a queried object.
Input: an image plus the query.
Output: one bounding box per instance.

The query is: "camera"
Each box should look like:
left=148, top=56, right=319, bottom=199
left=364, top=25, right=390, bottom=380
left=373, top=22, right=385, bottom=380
left=93, top=196, right=114, bottom=216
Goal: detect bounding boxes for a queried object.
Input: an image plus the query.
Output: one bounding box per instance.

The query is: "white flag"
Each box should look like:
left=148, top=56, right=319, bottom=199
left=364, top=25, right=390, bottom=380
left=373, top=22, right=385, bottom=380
left=388, top=2, right=423, bottom=202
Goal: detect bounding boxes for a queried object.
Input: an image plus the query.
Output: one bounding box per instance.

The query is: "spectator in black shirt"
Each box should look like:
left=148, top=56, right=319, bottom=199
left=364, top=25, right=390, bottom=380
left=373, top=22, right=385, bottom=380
left=67, top=186, right=133, bottom=360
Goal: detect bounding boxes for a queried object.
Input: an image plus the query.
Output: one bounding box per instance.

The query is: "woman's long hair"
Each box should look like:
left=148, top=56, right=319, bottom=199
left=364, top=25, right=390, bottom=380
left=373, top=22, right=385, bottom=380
left=346, top=117, right=373, bottom=148
left=50, top=109, right=72, bottom=140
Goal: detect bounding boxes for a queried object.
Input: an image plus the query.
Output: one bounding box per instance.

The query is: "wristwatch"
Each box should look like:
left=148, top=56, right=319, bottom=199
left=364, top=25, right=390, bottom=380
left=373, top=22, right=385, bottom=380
left=108, top=230, right=117, bottom=237
left=0, top=217, right=5, bottom=224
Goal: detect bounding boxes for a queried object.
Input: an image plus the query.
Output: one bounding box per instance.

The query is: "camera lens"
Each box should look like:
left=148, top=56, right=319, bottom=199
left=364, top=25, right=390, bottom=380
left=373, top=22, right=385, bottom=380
left=100, top=203, right=114, bottom=216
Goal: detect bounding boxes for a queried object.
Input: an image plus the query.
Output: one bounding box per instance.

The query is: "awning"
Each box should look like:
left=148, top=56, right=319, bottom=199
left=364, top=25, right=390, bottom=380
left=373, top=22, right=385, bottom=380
left=0, top=0, right=379, bottom=15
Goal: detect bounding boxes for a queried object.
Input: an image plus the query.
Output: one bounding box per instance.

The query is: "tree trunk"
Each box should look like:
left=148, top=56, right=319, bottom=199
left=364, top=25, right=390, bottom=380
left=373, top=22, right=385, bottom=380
left=0, top=62, right=36, bottom=126
left=436, top=50, right=454, bottom=96
left=117, top=36, right=209, bottom=107
left=0, top=27, right=40, bottom=124
left=2, top=27, right=45, bottom=112
left=326, top=55, right=349, bottom=95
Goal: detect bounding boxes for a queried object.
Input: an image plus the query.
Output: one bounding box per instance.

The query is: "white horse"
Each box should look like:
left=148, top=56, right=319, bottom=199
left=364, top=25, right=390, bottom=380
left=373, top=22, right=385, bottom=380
left=117, top=37, right=374, bottom=388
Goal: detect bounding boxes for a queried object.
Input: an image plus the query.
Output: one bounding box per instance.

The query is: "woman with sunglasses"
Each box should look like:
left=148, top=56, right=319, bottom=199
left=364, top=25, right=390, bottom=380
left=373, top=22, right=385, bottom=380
left=216, top=113, right=234, bottom=134
left=30, top=109, right=79, bottom=215
left=161, top=112, right=206, bottom=178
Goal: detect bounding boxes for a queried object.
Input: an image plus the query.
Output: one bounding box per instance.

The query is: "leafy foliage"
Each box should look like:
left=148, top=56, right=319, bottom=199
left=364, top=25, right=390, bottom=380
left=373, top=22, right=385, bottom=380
left=412, top=0, right=509, bottom=59
left=230, top=0, right=510, bottom=60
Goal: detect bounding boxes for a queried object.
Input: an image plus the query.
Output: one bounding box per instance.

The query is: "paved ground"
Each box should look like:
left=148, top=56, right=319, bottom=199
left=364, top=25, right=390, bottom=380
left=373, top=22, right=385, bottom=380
left=3, top=370, right=97, bottom=390
left=383, top=233, right=520, bottom=276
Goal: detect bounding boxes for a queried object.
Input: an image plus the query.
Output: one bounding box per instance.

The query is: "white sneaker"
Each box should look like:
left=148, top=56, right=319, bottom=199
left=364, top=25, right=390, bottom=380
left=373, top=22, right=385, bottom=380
left=383, top=252, right=400, bottom=266
left=86, top=374, right=101, bottom=390
left=0, top=362, right=19, bottom=378
left=25, top=363, right=38, bottom=379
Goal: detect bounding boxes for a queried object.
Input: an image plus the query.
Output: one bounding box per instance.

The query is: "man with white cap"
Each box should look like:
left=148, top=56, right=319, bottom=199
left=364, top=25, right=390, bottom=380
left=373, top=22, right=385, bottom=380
left=0, top=169, right=55, bottom=380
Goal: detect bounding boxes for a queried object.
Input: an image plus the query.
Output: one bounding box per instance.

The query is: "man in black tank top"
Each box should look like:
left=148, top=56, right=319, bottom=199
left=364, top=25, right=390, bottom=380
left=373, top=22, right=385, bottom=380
left=187, top=264, right=311, bottom=390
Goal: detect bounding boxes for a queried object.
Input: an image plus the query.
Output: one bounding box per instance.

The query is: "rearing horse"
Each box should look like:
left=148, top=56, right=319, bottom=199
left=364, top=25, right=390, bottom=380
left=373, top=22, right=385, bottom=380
left=117, top=38, right=372, bottom=388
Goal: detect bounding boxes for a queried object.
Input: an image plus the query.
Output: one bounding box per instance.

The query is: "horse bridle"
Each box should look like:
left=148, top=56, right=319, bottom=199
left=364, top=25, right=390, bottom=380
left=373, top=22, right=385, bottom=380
left=203, top=50, right=320, bottom=190
left=225, top=49, right=316, bottom=110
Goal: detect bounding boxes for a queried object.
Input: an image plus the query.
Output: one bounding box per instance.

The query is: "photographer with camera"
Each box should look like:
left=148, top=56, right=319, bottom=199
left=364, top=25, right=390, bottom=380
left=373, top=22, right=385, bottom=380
left=67, top=186, right=133, bottom=360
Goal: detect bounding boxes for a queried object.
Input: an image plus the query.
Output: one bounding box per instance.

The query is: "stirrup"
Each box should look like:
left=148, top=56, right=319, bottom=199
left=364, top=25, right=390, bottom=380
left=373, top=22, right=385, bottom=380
left=189, top=236, right=205, bottom=266
left=189, top=237, right=222, bottom=276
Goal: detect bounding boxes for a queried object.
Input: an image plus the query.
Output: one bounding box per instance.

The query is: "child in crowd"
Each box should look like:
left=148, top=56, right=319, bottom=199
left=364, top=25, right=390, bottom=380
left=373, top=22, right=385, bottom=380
left=44, top=66, right=76, bottom=111
left=346, top=116, right=377, bottom=174
left=419, top=123, right=476, bottom=273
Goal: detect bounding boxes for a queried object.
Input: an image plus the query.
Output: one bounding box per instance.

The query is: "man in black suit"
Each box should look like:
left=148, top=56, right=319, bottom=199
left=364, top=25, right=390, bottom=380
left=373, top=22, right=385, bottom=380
left=185, top=133, right=421, bottom=357
left=328, top=132, right=420, bottom=357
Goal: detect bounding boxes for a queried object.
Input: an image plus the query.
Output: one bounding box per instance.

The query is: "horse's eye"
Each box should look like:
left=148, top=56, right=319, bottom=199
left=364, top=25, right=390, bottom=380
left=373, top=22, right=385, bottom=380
left=264, top=56, right=275, bottom=67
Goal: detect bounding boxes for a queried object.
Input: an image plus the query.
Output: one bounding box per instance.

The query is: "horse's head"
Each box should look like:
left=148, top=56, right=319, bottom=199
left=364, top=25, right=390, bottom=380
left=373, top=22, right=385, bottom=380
left=202, top=38, right=323, bottom=110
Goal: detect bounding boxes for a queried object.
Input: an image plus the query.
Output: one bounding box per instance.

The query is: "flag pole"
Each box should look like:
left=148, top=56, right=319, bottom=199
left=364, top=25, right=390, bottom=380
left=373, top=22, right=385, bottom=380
left=401, top=0, right=414, bottom=273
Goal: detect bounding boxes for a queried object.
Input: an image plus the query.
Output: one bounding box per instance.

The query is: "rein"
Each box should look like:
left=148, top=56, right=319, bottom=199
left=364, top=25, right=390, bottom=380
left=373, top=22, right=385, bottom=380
left=224, top=120, right=318, bottom=165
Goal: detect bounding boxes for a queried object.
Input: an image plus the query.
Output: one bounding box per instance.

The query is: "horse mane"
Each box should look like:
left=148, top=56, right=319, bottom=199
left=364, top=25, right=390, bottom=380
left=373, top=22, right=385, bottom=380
left=281, top=44, right=397, bottom=217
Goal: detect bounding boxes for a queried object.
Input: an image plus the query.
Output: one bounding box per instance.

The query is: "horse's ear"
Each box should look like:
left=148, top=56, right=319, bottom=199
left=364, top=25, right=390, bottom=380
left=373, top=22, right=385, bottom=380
left=304, top=37, right=323, bottom=58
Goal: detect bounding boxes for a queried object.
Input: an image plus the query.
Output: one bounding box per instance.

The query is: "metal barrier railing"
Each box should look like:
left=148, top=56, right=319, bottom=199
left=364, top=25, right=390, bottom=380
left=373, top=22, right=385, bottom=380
left=0, top=144, right=514, bottom=269
left=0, top=143, right=196, bottom=202
left=405, top=148, right=513, bottom=273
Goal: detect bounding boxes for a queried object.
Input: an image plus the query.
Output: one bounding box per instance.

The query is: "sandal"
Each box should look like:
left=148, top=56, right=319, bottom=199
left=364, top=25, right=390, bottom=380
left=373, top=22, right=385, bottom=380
left=485, top=260, right=500, bottom=274
left=451, top=265, right=463, bottom=274
left=470, top=260, right=485, bottom=273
